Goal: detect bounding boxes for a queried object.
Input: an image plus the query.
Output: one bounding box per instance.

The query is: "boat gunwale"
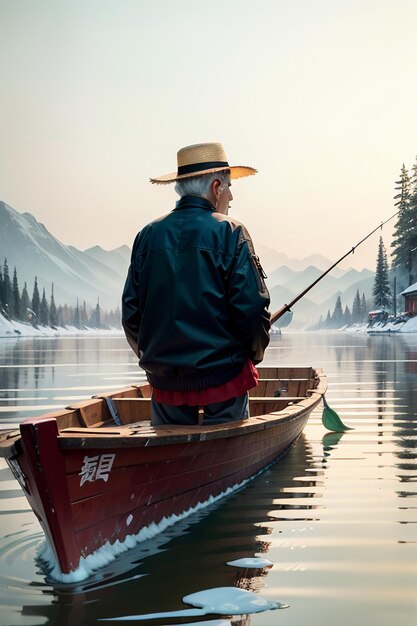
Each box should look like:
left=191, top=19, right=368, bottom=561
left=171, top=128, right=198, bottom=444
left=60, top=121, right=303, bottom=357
left=56, top=370, right=326, bottom=449
left=0, top=367, right=326, bottom=454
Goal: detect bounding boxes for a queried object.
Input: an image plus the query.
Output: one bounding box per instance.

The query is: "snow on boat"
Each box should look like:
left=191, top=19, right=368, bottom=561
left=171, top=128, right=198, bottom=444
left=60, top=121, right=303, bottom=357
left=0, top=365, right=326, bottom=579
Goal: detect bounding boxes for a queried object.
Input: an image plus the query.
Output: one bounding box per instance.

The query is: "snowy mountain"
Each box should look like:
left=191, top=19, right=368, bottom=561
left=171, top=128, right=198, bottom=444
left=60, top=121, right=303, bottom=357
left=266, top=263, right=374, bottom=327
left=268, top=282, right=322, bottom=328
left=0, top=200, right=375, bottom=325
left=256, top=244, right=346, bottom=276
left=82, top=245, right=131, bottom=276
left=0, top=201, right=129, bottom=310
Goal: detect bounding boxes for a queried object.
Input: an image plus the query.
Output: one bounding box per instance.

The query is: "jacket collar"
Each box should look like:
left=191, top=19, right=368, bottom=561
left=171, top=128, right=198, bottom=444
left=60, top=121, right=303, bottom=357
left=175, top=195, right=215, bottom=212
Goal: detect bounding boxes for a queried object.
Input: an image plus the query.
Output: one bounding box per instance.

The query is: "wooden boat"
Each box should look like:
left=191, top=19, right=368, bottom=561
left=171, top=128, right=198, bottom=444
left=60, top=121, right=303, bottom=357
left=0, top=365, right=326, bottom=578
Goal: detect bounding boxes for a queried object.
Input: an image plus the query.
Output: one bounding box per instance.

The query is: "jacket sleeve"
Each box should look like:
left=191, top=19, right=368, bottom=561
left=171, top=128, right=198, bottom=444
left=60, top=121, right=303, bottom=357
left=122, top=241, right=141, bottom=357
left=228, top=230, right=271, bottom=364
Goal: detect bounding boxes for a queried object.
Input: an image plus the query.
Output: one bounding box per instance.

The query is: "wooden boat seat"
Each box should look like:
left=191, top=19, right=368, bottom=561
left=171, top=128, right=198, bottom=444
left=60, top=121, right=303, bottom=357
left=57, top=400, right=319, bottom=445
left=111, top=396, right=308, bottom=421
left=59, top=396, right=309, bottom=431
left=249, top=378, right=312, bottom=398
left=38, top=368, right=319, bottom=433
left=256, top=366, right=313, bottom=379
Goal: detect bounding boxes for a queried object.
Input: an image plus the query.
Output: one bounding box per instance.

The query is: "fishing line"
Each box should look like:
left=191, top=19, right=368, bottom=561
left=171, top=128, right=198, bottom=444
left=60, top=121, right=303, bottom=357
left=271, top=210, right=400, bottom=324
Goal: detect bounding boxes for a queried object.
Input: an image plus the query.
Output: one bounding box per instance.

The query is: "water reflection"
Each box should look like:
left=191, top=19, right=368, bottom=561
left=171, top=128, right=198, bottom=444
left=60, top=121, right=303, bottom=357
left=0, top=333, right=416, bottom=625
left=372, top=338, right=417, bottom=516
left=0, top=336, right=137, bottom=422
left=15, top=436, right=316, bottom=626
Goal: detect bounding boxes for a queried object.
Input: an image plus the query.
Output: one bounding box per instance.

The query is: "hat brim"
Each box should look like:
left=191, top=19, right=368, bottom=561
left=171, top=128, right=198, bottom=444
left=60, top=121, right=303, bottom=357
left=150, top=165, right=257, bottom=185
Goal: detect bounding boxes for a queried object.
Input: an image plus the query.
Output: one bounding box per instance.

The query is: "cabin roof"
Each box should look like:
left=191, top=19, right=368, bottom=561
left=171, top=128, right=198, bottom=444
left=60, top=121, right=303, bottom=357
left=400, top=281, right=417, bottom=296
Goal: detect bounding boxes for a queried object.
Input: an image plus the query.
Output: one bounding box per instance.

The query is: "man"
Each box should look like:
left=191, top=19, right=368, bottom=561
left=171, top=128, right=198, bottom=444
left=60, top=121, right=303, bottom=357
left=122, top=142, right=270, bottom=426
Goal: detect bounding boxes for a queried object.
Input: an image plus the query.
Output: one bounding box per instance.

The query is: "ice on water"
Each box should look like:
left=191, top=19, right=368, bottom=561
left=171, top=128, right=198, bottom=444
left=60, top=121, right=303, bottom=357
left=226, top=557, right=273, bottom=569
left=99, top=586, right=288, bottom=621
left=175, top=621, right=231, bottom=626
left=183, top=587, right=287, bottom=613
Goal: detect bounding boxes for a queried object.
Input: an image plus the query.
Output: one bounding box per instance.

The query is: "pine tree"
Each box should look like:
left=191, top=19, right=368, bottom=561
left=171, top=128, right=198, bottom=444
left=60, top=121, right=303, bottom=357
left=325, top=310, right=331, bottom=327
left=20, top=282, right=31, bottom=321
left=49, top=284, right=58, bottom=327
left=80, top=301, right=88, bottom=326
left=103, top=307, right=121, bottom=329
left=32, top=277, right=40, bottom=321
left=62, top=304, right=71, bottom=325
left=373, top=237, right=391, bottom=309
left=40, top=288, right=49, bottom=325
left=12, top=268, right=20, bottom=320
left=391, top=164, right=412, bottom=272
left=0, top=268, right=4, bottom=307
left=360, top=293, right=368, bottom=322
left=95, top=298, right=101, bottom=328
left=405, top=156, right=417, bottom=285
left=74, top=299, right=81, bottom=328
left=113, top=307, right=121, bottom=328
left=352, top=289, right=361, bottom=324
left=57, top=305, right=64, bottom=327
left=331, top=295, right=344, bottom=328
left=344, top=305, right=351, bottom=326
left=410, top=156, right=417, bottom=204
left=3, top=259, right=12, bottom=318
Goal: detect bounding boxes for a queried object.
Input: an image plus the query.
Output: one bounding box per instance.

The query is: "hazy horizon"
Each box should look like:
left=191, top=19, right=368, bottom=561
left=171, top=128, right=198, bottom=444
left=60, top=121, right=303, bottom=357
left=0, top=197, right=377, bottom=273
left=1, top=0, right=417, bottom=271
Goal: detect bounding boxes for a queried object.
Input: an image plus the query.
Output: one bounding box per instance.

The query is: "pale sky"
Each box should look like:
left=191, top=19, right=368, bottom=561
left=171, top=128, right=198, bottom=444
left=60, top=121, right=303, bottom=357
left=1, top=0, right=417, bottom=270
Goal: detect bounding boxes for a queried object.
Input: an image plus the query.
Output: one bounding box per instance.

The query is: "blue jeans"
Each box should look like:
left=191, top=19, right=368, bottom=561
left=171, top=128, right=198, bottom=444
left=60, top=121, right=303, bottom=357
left=151, top=392, right=249, bottom=426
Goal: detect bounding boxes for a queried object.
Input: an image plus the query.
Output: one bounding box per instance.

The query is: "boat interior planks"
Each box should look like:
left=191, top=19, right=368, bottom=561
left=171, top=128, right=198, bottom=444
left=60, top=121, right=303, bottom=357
left=249, top=378, right=312, bottom=397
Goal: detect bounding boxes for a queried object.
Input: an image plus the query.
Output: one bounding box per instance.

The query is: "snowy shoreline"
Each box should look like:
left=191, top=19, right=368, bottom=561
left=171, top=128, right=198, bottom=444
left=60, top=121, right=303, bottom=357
left=364, top=316, right=417, bottom=333
left=3, top=311, right=417, bottom=339
left=322, top=316, right=417, bottom=333
left=0, top=312, right=123, bottom=339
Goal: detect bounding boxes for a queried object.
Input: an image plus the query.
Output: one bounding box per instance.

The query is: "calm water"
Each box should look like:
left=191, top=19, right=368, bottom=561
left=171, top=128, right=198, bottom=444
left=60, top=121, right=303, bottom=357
left=0, top=332, right=416, bottom=626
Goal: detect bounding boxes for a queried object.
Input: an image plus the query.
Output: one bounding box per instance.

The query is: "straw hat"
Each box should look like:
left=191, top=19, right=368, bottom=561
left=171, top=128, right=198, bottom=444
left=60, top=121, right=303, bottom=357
left=150, top=142, right=257, bottom=184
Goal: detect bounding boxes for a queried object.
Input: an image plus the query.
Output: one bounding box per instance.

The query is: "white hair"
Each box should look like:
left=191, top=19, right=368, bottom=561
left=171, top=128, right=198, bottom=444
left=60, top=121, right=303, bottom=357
left=174, top=170, right=230, bottom=198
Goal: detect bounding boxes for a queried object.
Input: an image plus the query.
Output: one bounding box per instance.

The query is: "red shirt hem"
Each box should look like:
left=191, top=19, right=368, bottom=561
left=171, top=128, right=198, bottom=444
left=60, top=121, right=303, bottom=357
left=152, top=360, right=258, bottom=406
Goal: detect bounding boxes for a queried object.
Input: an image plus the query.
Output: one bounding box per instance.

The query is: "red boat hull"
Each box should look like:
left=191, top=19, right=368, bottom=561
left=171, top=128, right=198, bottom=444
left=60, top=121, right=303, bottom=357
left=3, top=366, right=326, bottom=576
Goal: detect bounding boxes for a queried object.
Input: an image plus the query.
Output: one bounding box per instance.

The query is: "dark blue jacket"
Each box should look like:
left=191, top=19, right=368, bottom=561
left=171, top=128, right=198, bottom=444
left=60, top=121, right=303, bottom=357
left=122, top=195, right=270, bottom=391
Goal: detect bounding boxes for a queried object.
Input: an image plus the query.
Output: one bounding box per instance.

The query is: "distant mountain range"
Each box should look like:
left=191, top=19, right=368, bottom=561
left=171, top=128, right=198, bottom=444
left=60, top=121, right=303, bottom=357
left=267, top=268, right=374, bottom=328
left=0, top=201, right=130, bottom=310
left=256, top=244, right=346, bottom=275
left=0, top=201, right=375, bottom=324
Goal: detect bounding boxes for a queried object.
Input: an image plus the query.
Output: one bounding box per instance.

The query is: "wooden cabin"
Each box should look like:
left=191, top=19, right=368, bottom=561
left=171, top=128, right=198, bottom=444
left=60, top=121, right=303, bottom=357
left=401, top=282, right=417, bottom=317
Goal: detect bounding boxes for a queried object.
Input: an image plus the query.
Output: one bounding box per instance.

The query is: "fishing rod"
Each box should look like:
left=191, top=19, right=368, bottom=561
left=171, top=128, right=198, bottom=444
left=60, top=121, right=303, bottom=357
left=270, top=210, right=400, bottom=325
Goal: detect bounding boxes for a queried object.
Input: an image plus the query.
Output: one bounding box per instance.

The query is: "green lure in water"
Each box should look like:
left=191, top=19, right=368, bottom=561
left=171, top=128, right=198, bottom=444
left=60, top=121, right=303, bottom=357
left=322, top=396, right=353, bottom=432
